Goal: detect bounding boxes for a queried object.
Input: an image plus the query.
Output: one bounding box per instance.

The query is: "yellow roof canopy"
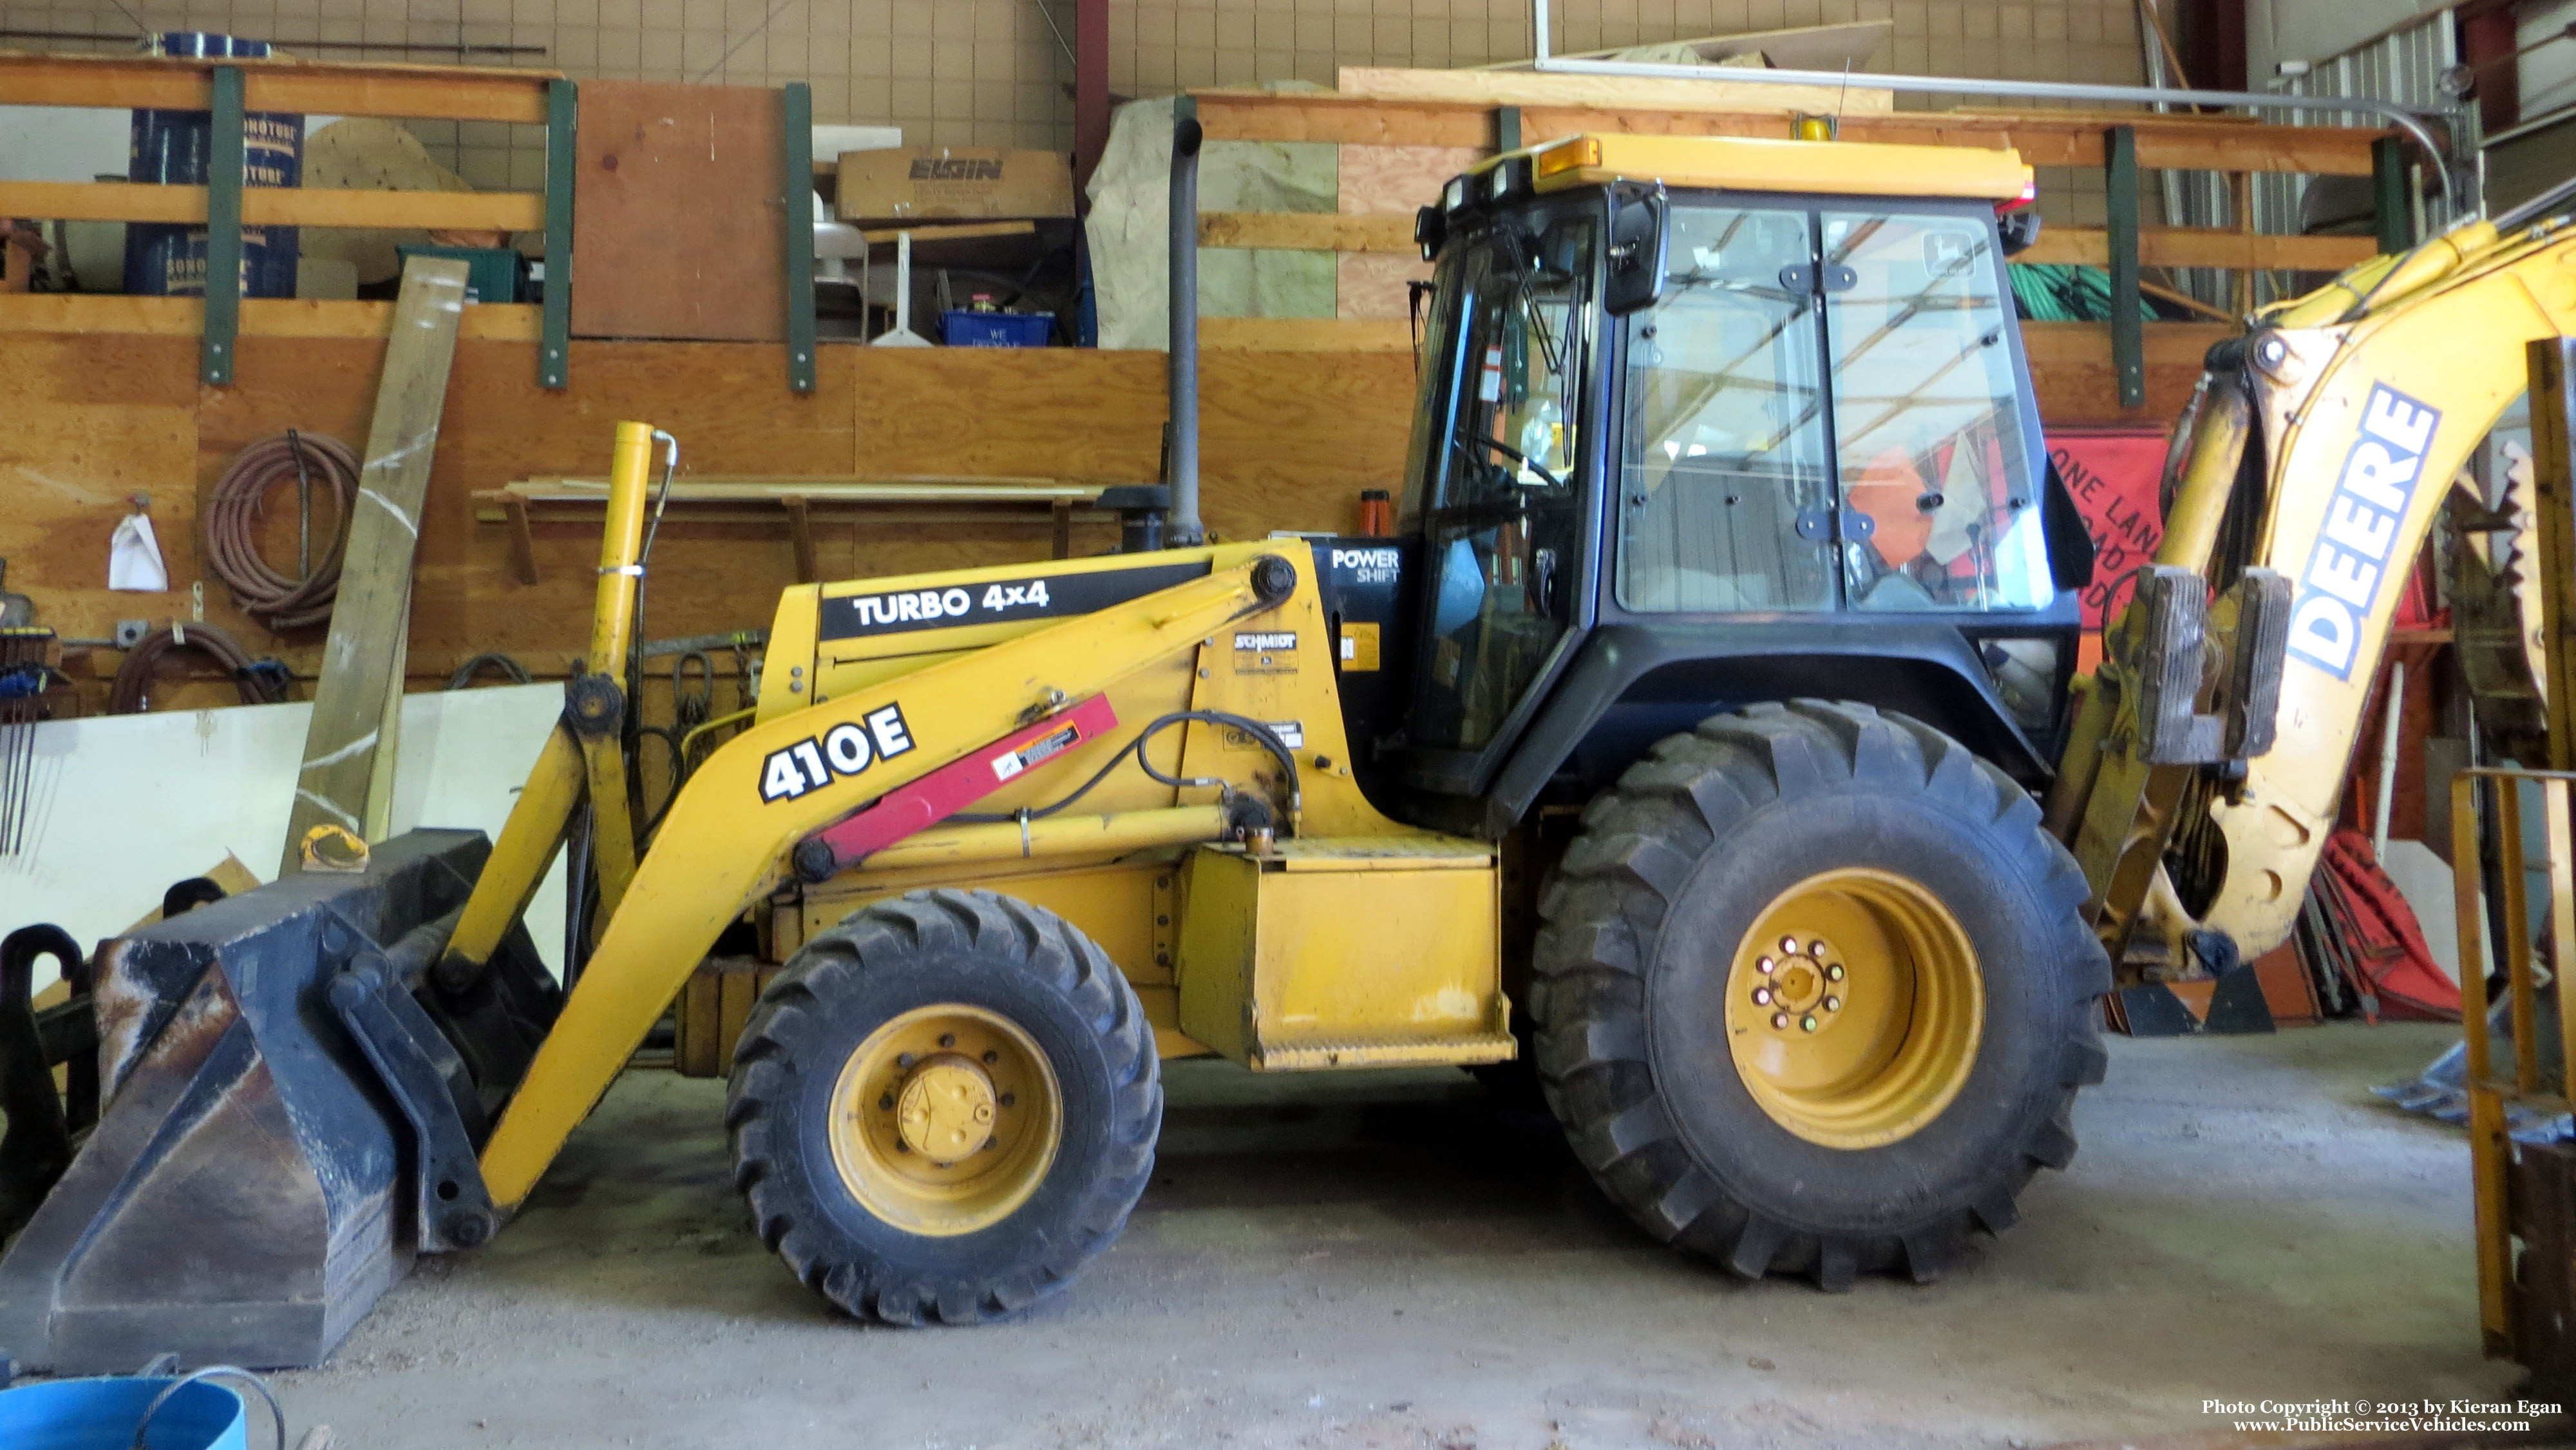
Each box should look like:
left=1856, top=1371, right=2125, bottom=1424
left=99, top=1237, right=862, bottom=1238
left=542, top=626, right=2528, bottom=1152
left=1517, top=132, right=2034, bottom=203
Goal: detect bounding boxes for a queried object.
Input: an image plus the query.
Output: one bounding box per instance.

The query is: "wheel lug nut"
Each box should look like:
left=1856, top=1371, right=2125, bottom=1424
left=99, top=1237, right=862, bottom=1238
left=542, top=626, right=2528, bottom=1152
left=896, top=1053, right=915, bottom=1069
left=1757, top=957, right=1775, bottom=975
left=1823, top=995, right=1841, bottom=1012
left=983, top=1136, right=999, bottom=1152
left=983, top=1050, right=999, bottom=1064
left=1801, top=1015, right=1819, bottom=1033
left=938, top=1034, right=956, bottom=1048
left=1825, top=963, right=1844, bottom=982
left=1779, top=936, right=1799, bottom=955
left=1752, top=987, right=1772, bottom=1005
left=1771, top=1012, right=1790, bottom=1029
left=878, top=1093, right=894, bottom=1110
left=999, top=1092, right=1016, bottom=1107
left=1810, top=940, right=1828, bottom=957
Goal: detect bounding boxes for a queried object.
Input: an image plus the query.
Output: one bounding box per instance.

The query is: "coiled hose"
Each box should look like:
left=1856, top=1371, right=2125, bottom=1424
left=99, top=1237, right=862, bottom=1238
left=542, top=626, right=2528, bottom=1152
left=108, top=623, right=290, bottom=714
left=204, top=430, right=362, bottom=631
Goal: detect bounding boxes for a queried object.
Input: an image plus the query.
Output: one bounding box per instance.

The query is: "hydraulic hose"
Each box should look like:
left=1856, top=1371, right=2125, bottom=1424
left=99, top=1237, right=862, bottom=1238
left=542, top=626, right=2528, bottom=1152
left=203, top=431, right=362, bottom=631
left=108, top=622, right=290, bottom=714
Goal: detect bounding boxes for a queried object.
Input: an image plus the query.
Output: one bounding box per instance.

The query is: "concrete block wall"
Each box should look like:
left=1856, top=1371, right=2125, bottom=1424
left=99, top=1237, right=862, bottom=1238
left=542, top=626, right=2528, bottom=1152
left=12, top=0, right=2147, bottom=178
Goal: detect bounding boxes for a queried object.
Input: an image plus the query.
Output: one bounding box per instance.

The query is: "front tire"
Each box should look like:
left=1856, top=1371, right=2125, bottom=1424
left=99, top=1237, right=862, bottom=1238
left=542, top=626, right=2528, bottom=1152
left=1531, top=700, right=2110, bottom=1290
left=726, top=888, right=1160, bottom=1324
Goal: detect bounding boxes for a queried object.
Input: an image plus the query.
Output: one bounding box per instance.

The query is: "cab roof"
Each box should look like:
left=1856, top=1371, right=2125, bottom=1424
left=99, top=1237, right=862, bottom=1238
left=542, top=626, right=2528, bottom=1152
left=1464, top=131, right=2034, bottom=204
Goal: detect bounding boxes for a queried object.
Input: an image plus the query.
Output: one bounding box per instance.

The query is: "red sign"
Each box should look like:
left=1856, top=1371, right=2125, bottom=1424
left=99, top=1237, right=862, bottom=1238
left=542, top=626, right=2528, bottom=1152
left=2049, top=428, right=2171, bottom=631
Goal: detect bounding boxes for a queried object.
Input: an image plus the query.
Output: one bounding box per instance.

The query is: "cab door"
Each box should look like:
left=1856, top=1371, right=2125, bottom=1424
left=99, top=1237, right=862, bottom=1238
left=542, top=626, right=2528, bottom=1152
left=1403, top=211, right=1600, bottom=793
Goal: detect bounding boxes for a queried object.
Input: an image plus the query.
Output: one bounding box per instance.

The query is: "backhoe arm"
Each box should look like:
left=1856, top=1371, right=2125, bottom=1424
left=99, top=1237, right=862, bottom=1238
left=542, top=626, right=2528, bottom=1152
left=475, top=546, right=1300, bottom=1209
left=2054, top=216, right=2576, bottom=971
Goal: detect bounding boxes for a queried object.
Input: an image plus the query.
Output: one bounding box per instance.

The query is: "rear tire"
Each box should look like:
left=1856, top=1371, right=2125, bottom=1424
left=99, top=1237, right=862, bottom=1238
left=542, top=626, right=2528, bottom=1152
left=726, top=888, right=1159, bottom=1324
left=1531, top=700, right=2110, bottom=1290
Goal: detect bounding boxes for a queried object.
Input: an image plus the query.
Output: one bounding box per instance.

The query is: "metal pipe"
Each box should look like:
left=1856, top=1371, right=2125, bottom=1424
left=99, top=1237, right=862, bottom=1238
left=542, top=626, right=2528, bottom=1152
left=2374, top=658, right=2406, bottom=860
left=1519, top=5, right=2458, bottom=205
left=1167, top=104, right=1206, bottom=546
left=858, top=804, right=1231, bottom=873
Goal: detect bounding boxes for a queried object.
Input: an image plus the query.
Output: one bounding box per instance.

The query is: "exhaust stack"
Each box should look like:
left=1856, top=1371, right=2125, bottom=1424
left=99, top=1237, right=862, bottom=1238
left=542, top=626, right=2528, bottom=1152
left=1166, top=105, right=1205, bottom=547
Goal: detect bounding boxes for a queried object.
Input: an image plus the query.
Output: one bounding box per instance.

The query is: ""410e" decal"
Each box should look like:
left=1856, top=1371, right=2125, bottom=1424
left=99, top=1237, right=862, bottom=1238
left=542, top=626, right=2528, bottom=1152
left=760, top=704, right=917, bottom=803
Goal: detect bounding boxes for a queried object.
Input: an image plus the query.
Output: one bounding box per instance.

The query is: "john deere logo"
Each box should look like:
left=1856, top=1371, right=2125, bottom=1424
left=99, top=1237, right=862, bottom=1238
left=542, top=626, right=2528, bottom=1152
left=910, top=158, right=1003, bottom=180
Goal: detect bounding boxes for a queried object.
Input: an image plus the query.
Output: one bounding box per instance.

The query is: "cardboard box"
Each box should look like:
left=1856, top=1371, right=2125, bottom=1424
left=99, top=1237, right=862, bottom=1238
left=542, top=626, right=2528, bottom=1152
left=836, top=147, right=1075, bottom=225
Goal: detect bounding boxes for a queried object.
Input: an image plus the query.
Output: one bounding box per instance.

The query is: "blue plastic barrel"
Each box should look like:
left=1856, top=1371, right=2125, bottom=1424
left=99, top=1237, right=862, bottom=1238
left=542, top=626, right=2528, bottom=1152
left=125, top=32, right=303, bottom=300
left=0, top=1376, right=249, bottom=1450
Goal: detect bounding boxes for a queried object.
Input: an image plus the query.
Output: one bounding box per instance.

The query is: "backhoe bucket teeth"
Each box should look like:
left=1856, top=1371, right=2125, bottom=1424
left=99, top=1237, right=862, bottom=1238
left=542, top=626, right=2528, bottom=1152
left=0, top=828, right=558, bottom=1373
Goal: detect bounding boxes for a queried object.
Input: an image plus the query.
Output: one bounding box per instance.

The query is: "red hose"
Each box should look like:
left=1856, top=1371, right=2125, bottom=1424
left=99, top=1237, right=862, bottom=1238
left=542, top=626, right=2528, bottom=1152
left=204, top=432, right=361, bottom=631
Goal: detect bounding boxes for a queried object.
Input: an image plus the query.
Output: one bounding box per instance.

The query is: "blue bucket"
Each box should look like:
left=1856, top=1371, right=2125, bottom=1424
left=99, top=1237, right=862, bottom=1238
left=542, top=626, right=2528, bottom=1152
left=0, top=1376, right=250, bottom=1450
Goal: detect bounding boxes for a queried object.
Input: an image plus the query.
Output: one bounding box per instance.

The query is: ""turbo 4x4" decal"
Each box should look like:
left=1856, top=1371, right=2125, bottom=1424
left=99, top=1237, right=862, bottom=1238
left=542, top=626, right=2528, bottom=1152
left=760, top=703, right=918, bottom=803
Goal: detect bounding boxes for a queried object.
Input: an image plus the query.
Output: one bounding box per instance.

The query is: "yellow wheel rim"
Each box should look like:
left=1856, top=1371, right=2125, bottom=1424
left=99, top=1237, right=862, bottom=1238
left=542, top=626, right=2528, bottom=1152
left=827, top=1004, right=1063, bottom=1236
left=1724, top=868, right=1984, bottom=1150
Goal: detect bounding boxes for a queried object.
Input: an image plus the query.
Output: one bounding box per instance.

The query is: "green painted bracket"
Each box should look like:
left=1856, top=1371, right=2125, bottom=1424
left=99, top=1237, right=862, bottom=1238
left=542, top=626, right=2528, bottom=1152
left=781, top=82, right=817, bottom=395
left=1495, top=105, right=1522, bottom=153
left=2373, top=136, right=2416, bottom=256
left=541, top=78, right=576, bottom=390
left=201, top=65, right=246, bottom=386
left=2104, top=123, right=2143, bottom=411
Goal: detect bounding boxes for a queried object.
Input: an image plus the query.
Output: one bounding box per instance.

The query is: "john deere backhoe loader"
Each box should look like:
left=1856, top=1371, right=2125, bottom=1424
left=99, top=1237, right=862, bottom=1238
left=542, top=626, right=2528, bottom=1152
left=5, top=126, right=2573, bottom=1371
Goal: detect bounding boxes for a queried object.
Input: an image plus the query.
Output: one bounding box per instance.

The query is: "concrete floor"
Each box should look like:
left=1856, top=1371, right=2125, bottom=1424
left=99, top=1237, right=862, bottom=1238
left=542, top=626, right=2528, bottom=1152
left=275, top=1022, right=2528, bottom=1450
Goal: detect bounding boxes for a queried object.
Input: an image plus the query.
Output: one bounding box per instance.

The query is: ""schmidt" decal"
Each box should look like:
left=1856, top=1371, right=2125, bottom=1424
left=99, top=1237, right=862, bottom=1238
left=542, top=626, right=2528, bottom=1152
left=2284, top=383, right=2439, bottom=680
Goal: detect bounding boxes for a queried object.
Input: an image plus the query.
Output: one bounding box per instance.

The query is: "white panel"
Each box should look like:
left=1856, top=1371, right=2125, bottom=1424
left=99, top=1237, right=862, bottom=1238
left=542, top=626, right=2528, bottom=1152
left=1, top=683, right=567, bottom=991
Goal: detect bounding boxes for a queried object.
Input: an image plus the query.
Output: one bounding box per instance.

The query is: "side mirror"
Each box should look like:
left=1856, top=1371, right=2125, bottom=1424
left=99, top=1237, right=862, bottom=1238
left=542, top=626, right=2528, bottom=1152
left=1604, top=182, right=1669, bottom=316
left=1414, top=204, right=1445, bottom=262
left=1998, top=209, right=2043, bottom=258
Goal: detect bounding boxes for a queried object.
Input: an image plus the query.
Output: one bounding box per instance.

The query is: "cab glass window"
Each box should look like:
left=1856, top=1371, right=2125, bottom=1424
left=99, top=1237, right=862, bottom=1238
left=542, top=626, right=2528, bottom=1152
left=1616, top=205, right=1833, bottom=613
left=1412, top=215, right=1596, bottom=752
left=1823, top=211, right=2053, bottom=611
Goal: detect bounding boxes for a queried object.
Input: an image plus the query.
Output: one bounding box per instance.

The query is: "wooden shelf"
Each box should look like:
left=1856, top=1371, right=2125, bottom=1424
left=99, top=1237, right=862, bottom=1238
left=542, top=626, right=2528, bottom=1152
left=0, top=51, right=558, bottom=122
left=473, top=475, right=1117, bottom=586
left=0, top=178, right=543, bottom=233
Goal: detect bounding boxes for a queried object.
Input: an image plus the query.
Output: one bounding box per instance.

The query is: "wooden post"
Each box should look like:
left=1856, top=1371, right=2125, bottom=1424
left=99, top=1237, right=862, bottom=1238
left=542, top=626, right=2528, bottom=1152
left=781, top=495, right=817, bottom=582
left=200, top=65, right=245, bottom=386
left=280, top=256, right=472, bottom=874
left=2536, top=338, right=2576, bottom=774
left=1074, top=0, right=1110, bottom=197
left=2104, top=124, right=2143, bottom=410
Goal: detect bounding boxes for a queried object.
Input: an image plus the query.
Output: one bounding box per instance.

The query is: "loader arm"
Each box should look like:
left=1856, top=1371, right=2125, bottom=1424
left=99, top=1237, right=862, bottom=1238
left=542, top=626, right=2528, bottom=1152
left=475, top=546, right=1300, bottom=1210
left=2054, top=216, right=2576, bottom=971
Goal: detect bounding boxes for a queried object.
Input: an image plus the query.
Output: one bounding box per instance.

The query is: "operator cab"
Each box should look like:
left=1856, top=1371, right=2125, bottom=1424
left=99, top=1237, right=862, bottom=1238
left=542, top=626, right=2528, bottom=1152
left=1381, top=132, right=2090, bottom=817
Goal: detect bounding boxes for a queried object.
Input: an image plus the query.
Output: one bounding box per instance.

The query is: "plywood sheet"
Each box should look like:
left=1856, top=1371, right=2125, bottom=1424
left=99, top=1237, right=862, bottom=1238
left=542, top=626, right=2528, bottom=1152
left=1339, top=146, right=1486, bottom=216
left=1338, top=251, right=1432, bottom=321
left=573, top=79, right=786, bottom=342
left=0, top=332, right=199, bottom=646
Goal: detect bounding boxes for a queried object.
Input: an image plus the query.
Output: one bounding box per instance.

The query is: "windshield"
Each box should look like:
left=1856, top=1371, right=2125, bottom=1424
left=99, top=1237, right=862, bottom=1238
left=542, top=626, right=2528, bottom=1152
left=1617, top=198, right=2051, bottom=615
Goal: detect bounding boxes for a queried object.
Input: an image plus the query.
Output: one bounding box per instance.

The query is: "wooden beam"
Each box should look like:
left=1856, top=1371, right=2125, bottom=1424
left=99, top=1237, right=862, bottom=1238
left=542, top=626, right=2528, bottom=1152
left=1200, top=317, right=1412, bottom=351
left=856, top=220, right=1037, bottom=244
left=0, top=180, right=545, bottom=232
left=281, top=256, right=473, bottom=874
left=1193, top=90, right=2390, bottom=176
left=1334, top=64, right=1894, bottom=116
left=0, top=294, right=542, bottom=340
left=0, top=52, right=554, bottom=123
left=1198, top=211, right=1417, bottom=253
left=1193, top=92, right=1494, bottom=148
left=2013, top=225, right=2376, bottom=270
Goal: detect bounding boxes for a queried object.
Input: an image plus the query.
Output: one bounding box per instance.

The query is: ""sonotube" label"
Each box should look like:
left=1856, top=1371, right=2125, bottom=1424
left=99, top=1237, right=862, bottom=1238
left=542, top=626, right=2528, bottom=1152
left=2284, top=383, right=2440, bottom=680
